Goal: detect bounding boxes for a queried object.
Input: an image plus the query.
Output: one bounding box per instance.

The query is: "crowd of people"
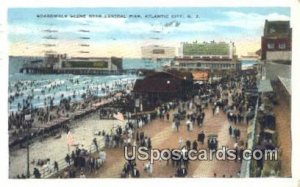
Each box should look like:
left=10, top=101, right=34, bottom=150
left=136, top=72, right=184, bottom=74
left=9, top=77, right=136, bottom=142
left=26, top=143, right=106, bottom=179
left=11, top=73, right=262, bottom=178
left=167, top=75, right=258, bottom=177
left=121, top=159, right=141, bottom=178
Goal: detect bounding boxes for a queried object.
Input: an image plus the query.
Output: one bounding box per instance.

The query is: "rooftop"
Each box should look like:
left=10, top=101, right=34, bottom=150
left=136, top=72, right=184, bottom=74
left=183, top=41, right=230, bottom=56
left=133, top=71, right=192, bottom=93
left=264, top=20, right=291, bottom=38
left=175, top=56, right=232, bottom=61
left=278, top=76, right=291, bottom=95
left=258, top=79, right=273, bottom=93
left=141, top=45, right=176, bottom=49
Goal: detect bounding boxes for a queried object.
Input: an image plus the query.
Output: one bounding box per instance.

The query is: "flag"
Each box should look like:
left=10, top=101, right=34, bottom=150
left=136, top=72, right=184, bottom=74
left=113, top=112, right=125, bottom=121
left=67, top=131, right=74, bottom=146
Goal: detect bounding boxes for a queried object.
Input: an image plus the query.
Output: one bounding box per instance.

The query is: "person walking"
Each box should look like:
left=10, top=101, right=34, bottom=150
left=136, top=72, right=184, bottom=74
left=93, top=138, right=98, bottom=152
left=33, top=168, right=41, bottom=178
left=186, top=140, right=191, bottom=150
left=229, top=126, right=232, bottom=136
left=189, top=120, right=193, bottom=131
left=179, top=137, right=184, bottom=149
left=175, top=119, right=180, bottom=132
left=198, top=131, right=205, bottom=144
left=54, top=161, right=59, bottom=173
left=79, top=171, right=86, bottom=178
left=186, top=119, right=191, bottom=131
left=166, top=112, right=170, bottom=121
left=192, top=140, right=198, bottom=150
left=172, top=120, right=176, bottom=132
left=215, top=106, right=220, bottom=115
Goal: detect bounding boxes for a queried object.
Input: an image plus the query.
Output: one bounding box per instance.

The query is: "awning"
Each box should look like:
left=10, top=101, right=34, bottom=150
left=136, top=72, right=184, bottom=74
left=278, top=76, right=291, bottom=95
left=192, top=71, right=209, bottom=81
left=258, top=79, right=273, bottom=93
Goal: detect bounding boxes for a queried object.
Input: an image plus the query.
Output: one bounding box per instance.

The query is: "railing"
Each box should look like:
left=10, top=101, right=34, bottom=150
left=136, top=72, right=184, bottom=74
left=240, top=97, right=259, bottom=177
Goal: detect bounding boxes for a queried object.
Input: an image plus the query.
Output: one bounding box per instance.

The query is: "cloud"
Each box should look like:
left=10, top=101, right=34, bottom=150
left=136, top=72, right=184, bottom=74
left=9, top=24, right=41, bottom=35
left=9, top=10, right=290, bottom=40
left=221, top=11, right=290, bottom=31
left=57, top=17, right=153, bottom=34
left=8, top=9, right=290, bottom=57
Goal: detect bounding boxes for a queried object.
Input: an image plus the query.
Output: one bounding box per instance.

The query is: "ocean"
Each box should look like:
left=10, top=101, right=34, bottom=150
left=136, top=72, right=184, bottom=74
left=8, top=56, right=255, bottom=112
left=8, top=57, right=165, bottom=112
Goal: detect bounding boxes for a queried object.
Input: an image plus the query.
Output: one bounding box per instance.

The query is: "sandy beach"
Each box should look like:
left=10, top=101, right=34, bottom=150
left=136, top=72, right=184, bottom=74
left=9, top=113, right=125, bottom=178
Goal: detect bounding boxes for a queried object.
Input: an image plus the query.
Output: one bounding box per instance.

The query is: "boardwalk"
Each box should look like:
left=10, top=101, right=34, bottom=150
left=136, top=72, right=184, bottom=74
left=89, top=102, right=247, bottom=178
left=273, top=95, right=291, bottom=177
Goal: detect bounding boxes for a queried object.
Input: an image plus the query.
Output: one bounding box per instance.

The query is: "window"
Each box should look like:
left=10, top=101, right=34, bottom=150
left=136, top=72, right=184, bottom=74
left=267, top=43, right=275, bottom=49
left=152, top=49, right=165, bottom=54
left=187, top=63, right=195, bottom=67
left=278, top=43, right=286, bottom=49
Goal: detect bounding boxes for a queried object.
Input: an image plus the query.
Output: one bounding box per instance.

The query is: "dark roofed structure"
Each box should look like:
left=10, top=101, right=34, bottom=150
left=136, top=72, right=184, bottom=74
left=133, top=71, right=193, bottom=111
left=263, top=20, right=291, bottom=38
left=165, top=70, right=193, bottom=80
left=134, top=76, right=180, bottom=93
left=133, top=71, right=192, bottom=93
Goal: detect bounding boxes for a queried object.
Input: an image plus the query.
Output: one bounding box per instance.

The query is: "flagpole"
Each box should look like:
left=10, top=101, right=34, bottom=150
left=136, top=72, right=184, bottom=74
left=67, top=131, right=69, bottom=153
left=67, top=131, right=73, bottom=154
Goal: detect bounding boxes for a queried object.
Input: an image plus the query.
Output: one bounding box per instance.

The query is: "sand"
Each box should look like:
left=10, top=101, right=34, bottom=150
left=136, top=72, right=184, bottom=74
left=9, top=113, right=125, bottom=178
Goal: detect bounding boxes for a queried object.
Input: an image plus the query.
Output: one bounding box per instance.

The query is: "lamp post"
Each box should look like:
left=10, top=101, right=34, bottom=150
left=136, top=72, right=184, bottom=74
left=126, top=111, right=129, bottom=123
left=135, top=98, right=140, bottom=126
left=24, top=113, right=32, bottom=178
left=183, top=76, right=186, bottom=98
left=166, top=80, right=170, bottom=101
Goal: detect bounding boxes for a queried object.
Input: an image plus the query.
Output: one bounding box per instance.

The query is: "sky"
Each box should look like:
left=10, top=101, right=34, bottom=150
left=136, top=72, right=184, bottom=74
left=8, top=7, right=290, bottom=58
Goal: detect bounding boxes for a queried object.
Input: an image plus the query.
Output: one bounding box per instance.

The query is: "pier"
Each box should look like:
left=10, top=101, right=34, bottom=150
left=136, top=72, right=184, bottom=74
left=19, top=66, right=146, bottom=75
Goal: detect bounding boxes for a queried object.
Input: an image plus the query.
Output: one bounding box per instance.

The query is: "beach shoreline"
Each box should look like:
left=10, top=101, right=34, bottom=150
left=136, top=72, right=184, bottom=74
left=9, top=109, right=127, bottom=178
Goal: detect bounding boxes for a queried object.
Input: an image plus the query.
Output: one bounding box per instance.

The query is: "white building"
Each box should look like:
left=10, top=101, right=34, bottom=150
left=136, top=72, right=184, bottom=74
left=171, top=41, right=240, bottom=72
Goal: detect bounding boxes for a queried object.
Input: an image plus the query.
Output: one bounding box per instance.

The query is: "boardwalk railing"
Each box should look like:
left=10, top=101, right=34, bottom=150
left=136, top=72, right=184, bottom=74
left=240, top=98, right=259, bottom=178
